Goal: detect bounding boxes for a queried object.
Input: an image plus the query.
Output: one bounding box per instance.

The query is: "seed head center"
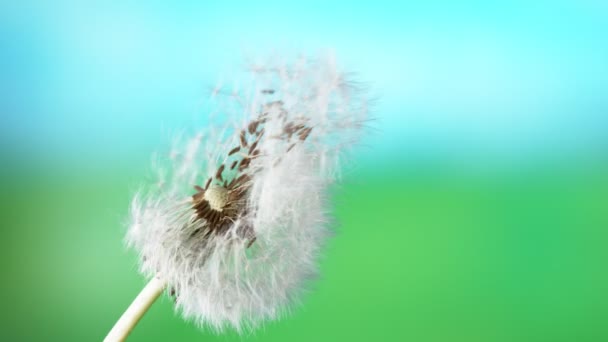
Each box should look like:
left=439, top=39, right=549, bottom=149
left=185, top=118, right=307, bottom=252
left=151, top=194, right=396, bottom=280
left=204, top=185, right=229, bottom=212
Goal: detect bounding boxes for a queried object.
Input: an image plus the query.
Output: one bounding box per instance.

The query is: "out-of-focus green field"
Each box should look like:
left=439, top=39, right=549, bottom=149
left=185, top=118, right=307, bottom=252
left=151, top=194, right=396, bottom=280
left=1, top=157, right=606, bottom=341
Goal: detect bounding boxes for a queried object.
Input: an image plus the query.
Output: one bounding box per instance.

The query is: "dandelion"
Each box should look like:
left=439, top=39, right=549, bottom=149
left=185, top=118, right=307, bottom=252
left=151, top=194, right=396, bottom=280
left=105, top=55, right=369, bottom=341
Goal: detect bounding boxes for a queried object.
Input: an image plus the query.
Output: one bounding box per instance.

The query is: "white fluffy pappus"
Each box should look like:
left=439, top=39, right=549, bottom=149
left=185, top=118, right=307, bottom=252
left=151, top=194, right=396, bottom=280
left=126, top=55, right=369, bottom=333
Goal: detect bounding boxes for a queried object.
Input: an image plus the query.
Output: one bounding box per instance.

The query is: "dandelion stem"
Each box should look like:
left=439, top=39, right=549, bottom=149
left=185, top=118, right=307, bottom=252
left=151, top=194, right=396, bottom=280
left=104, top=276, right=166, bottom=342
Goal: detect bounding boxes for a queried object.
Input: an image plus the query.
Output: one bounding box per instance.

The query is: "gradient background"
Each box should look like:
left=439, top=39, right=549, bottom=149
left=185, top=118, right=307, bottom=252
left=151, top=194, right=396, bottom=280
left=1, top=1, right=607, bottom=341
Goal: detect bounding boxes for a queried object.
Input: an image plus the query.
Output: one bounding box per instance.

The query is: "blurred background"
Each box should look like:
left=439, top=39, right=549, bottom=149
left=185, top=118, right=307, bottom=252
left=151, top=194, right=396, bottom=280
left=1, top=1, right=607, bottom=341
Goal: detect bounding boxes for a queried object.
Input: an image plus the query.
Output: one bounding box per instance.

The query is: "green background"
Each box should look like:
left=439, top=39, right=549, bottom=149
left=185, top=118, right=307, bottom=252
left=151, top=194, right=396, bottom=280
left=1, top=1, right=608, bottom=341
left=2, top=158, right=607, bottom=341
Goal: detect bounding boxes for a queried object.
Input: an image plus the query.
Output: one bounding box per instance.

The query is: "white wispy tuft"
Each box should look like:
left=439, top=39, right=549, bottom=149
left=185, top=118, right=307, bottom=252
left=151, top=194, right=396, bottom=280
left=126, top=55, right=369, bottom=333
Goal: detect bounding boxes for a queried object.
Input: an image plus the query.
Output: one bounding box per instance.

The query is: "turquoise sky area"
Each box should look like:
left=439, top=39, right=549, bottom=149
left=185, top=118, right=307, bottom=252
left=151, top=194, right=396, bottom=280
left=1, top=1, right=607, bottom=169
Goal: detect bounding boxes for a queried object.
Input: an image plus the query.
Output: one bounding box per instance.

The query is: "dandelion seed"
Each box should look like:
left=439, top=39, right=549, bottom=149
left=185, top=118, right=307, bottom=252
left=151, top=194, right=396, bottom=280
left=105, top=55, right=370, bottom=341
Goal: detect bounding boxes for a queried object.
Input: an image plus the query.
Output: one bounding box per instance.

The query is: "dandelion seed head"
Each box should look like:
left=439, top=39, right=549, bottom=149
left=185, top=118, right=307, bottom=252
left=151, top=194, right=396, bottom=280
left=126, top=54, right=369, bottom=333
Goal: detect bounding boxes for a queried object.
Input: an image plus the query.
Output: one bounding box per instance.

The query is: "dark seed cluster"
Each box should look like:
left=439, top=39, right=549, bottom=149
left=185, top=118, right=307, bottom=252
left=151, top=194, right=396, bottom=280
left=189, top=95, right=314, bottom=243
